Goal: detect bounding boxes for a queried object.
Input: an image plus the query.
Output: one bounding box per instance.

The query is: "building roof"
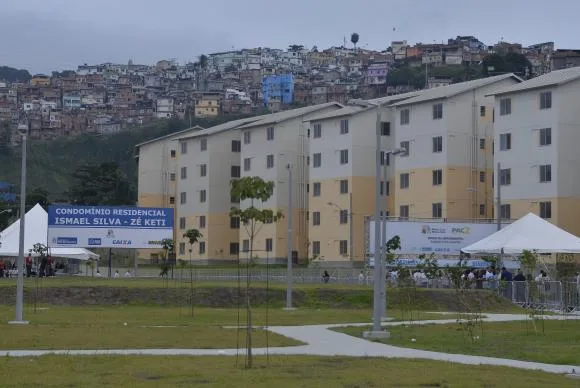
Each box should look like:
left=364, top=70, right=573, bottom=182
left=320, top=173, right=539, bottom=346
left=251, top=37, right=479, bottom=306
left=487, top=67, right=580, bottom=96
left=235, top=102, right=343, bottom=130
left=391, top=74, right=522, bottom=107
left=176, top=117, right=262, bottom=141
left=304, top=106, right=370, bottom=122
left=135, top=125, right=204, bottom=149
left=367, top=90, right=424, bottom=106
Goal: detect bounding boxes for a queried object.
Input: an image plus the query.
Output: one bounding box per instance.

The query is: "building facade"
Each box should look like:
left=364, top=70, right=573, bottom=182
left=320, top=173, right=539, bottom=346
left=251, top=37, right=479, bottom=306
left=491, top=67, right=580, bottom=236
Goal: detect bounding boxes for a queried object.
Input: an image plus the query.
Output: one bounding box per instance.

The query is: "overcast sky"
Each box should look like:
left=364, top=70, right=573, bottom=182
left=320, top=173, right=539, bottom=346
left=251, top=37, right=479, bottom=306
left=0, top=0, right=576, bottom=74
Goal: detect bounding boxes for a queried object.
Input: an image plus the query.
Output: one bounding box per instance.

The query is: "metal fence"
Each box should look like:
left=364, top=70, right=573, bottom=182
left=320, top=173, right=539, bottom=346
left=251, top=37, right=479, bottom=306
left=497, top=281, right=580, bottom=312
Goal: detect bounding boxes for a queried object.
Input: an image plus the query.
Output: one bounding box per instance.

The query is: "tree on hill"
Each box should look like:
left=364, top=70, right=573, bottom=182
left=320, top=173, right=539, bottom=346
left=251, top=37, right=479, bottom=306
left=0, top=66, right=31, bottom=82
left=68, top=162, right=135, bottom=205
left=482, top=52, right=532, bottom=78
left=351, top=33, right=360, bottom=49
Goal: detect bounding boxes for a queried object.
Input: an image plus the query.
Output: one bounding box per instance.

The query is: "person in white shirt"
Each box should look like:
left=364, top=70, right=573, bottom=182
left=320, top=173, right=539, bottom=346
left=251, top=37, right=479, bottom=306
left=95, top=270, right=102, bottom=277
left=358, top=271, right=365, bottom=284
left=114, top=270, right=120, bottom=278
left=124, top=270, right=132, bottom=278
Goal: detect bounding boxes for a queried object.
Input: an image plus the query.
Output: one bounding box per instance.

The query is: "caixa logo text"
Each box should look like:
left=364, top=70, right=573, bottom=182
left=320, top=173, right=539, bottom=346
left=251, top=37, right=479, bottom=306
left=112, top=240, right=132, bottom=245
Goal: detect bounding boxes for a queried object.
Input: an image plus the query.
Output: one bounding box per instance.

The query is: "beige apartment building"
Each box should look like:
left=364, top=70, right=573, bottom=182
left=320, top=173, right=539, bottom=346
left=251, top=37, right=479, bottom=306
left=236, top=103, right=343, bottom=262
left=305, top=93, right=420, bottom=262
left=135, top=125, right=203, bottom=261
left=390, top=74, right=522, bottom=221
left=174, top=117, right=261, bottom=262
left=490, top=67, right=580, bottom=236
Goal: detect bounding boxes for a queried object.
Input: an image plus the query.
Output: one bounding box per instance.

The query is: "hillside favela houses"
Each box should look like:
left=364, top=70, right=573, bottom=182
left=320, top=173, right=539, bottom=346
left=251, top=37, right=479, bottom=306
left=0, top=36, right=566, bottom=145
left=135, top=65, right=580, bottom=265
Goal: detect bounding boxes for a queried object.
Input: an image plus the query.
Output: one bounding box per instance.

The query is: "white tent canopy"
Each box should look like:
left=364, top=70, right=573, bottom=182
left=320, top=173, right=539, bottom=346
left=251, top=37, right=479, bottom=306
left=0, top=204, right=99, bottom=261
left=461, top=212, right=580, bottom=255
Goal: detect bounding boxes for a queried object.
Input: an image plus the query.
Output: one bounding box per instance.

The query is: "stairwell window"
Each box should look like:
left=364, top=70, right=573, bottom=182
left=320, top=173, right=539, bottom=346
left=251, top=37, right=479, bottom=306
left=312, top=241, right=320, bottom=256
left=180, top=141, right=187, bottom=154
left=230, top=243, right=239, bottom=255
left=540, top=201, right=552, bottom=219
left=400, top=109, right=410, bottom=125
left=500, top=168, right=511, bottom=186
left=432, top=103, right=443, bottom=120
left=340, top=149, right=349, bottom=165
left=400, top=173, right=409, bottom=189
left=231, top=165, right=240, bottom=178
left=313, top=123, right=322, bottom=138
left=230, top=216, right=240, bottom=229
left=432, top=169, right=442, bottom=186
left=243, top=158, right=251, bottom=171
left=540, top=91, right=552, bottom=110
left=400, top=141, right=410, bottom=157
left=231, top=140, right=241, bottom=152
left=500, top=133, right=511, bottom=151
left=399, top=205, right=409, bottom=220
left=180, top=192, right=187, bottom=204
left=339, top=179, right=348, bottom=194
left=500, top=204, right=511, bottom=220
left=200, top=138, right=207, bottom=151
left=432, top=136, right=443, bottom=153
left=242, top=240, right=249, bottom=252
left=199, top=215, right=206, bottom=228
left=313, top=182, right=321, bottom=197
left=266, top=127, right=274, bottom=141
left=381, top=122, right=391, bottom=136
left=340, top=119, right=349, bottom=134
left=179, top=217, right=186, bottom=230
left=539, top=164, right=552, bottom=183
left=200, top=164, right=207, bottom=177
left=432, top=203, right=442, bottom=218
left=339, top=240, right=348, bottom=255
left=313, top=153, right=322, bottom=168
left=312, top=211, right=321, bottom=226
left=339, top=210, right=348, bottom=224
left=500, top=98, right=511, bottom=115
left=265, top=238, right=273, bottom=252
left=199, top=242, right=206, bottom=255
left=180, top=166, right=187, bottom=180
left=266, top=154, right=274, bottom=169
left=539, top=128, right=551, bottom=146
left=479, top=204, right=486, bottom=216
left=243, top=131, right=251, bottom=144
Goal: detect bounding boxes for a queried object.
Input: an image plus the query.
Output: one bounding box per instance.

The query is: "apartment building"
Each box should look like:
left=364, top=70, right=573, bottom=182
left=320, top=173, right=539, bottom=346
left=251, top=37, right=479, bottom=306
left=174, top=117, right=261, bottom=262
left=237, top=103, right=343, bottom=262
left=134, top=125, right=204, bottom=261
left=195, top=93, right=220, bottom=118
left=305, top=93, right=419, bottom=262
left=490, top=67, right=580, bottom=236
left=391, top=74, right=522, bottom=221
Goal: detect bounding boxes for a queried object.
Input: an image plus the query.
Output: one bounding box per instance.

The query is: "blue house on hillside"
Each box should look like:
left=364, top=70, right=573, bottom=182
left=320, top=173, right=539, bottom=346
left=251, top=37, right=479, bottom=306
left=262, top=74, right=294, bottom=106
left=0, top=181, right=16, bottom=202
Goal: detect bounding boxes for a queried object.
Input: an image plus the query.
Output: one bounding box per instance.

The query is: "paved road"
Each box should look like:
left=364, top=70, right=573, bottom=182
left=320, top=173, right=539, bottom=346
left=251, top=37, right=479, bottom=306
left=2, top=313, right=579, bottom=375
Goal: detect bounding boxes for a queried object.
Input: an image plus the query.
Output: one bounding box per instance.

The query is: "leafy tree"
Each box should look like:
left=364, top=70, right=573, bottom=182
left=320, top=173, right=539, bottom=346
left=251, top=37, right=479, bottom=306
left=0, top=66, right=31, bottom=82
left=288, top=44, right=304, bottom=52
left=68, top=162, right=135, bottom=205
left=229, top=176, right=283, bottom=368
left=26, top=187, right=49, bottom=210
left=350, top=33, right=360, bottom=49
left=482, top=52, right=532, bottom=77
left=159, top=238, right=174, bottom=279
left=0, top=199, right=13, bottom=230
left=183, top=228, right=203, bottom=316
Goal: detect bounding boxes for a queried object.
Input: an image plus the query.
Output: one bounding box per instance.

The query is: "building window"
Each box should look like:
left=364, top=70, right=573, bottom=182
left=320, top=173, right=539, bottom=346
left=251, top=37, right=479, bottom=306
left=199, top=215, right=206, bottom=228
left=243, top=131, right=251, bottom=144
left=313, top=153, right=322, bottom=168
left=265, top=238, right=273, bottom=252
left=180, top=141, right=187, bottom=154
left=432, top=203, right=442, bottom=218
left=500, top=133, right=511, bottom=151
left=180, top=166, right=187, bottom=180
left=432, top=169, right=442, bottom=186
left=400, top=141, right=410, bottom=156
left=539, top=164, right=552, bottom=183
left=380, top=151, right=390, bottom=166
left=266, top=126, right=274, bottom=141
left=340, top=119, right=349, bottom=134
left=200, top=164, right=207, bottom=177
left=432, top=103, right=443, bottom=120
left=479, top=204, right=485, bottom=216
left=500, top=168, right=511, bottom=185
left=230, top=216, right=240, bottom=229
left=312, top=211, right=321, bottom=226
left=200, top=138, right=207, bottom=151
left=179, top=242, right=185, bottom=255
left=339, top=179, right=348, bottom=194
left=243, top=158, right=251, bottom=171
left=170, top=150, right=176, bottom=158
left=199, top=190, right=206, bottom=203
left=169, top=196, right=175, bottom=205
left=230, top=242, right=239, bottom=255
left=312, top=241, right=320, bottom=256
left=540, top=91, right=552, bottom=110
left=432, top=136, right=443, bottom=153
left=231, top=140, right=241, bottom=152
left=480, top=106, right=486, bottom=117
left=340, top=149, right=349, bottom=164
left=179, top=217, right=186, bottom=230
left=381, top=122, right=391, bottom=136
left=500, top=204, right=511, bottom=220
left=170, top=173, right=176, bottom=181
left=400, top=109, right=410, bottom=125
left=313, top=182, right=321, bottom=197
left=380, top=181, right=390, bottom=196
left=339, top=240, right=348, bottom=255
left=180, top=192, right=187, bottom=204
left=242, top=239, right=249, bottom=252
left=480, top=171, right=485, bottom=183
left=540, top=201, right=552, bottom=219
left=400, top=205, right=409, bottom=219
left=500, top=98, right=511, bottom=115
left=199, top=241, right=206, bottom=255
left=400, top=173, right=409, bottom=189
left=231, top=165, right=240, bottom=178
left=479, top=138, right=485, bottom=150
left=231, top=194, right=240, bottom=204
left=539, top=128, right=551, bottom=146
left=313, top=123, right=322, bottom=138
left=266, top=154, right=274, bottom=169
left=339, top=209, right=348, bottom=224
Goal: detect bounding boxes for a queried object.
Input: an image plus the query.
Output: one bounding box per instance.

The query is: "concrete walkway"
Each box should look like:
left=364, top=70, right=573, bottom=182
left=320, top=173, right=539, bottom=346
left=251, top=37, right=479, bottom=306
left=1, top=313, right=579, bottom=375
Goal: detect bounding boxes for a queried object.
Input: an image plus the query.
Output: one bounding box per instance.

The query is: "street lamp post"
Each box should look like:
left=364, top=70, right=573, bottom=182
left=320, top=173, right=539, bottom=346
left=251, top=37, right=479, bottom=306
left=284, top=163, right=295, bottom=310
left=9, top=130, right=29, bottom=325
left=326, top=194, right=354, bottom=262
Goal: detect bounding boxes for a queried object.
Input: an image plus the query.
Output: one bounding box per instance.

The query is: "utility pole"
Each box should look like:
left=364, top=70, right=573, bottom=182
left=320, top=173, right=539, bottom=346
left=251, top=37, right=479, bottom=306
left=284, top=163, right=294, bottom=310
left=381, top=152, right=390, bottom=319
left=10, top=130, right=28, bottom=325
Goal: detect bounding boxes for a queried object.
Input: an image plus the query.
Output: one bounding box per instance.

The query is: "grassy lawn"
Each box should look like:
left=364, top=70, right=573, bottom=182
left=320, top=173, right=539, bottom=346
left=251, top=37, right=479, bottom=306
left=0, top=355, right=578, bottom=388
left=336, top=319, right=580, bottom=366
